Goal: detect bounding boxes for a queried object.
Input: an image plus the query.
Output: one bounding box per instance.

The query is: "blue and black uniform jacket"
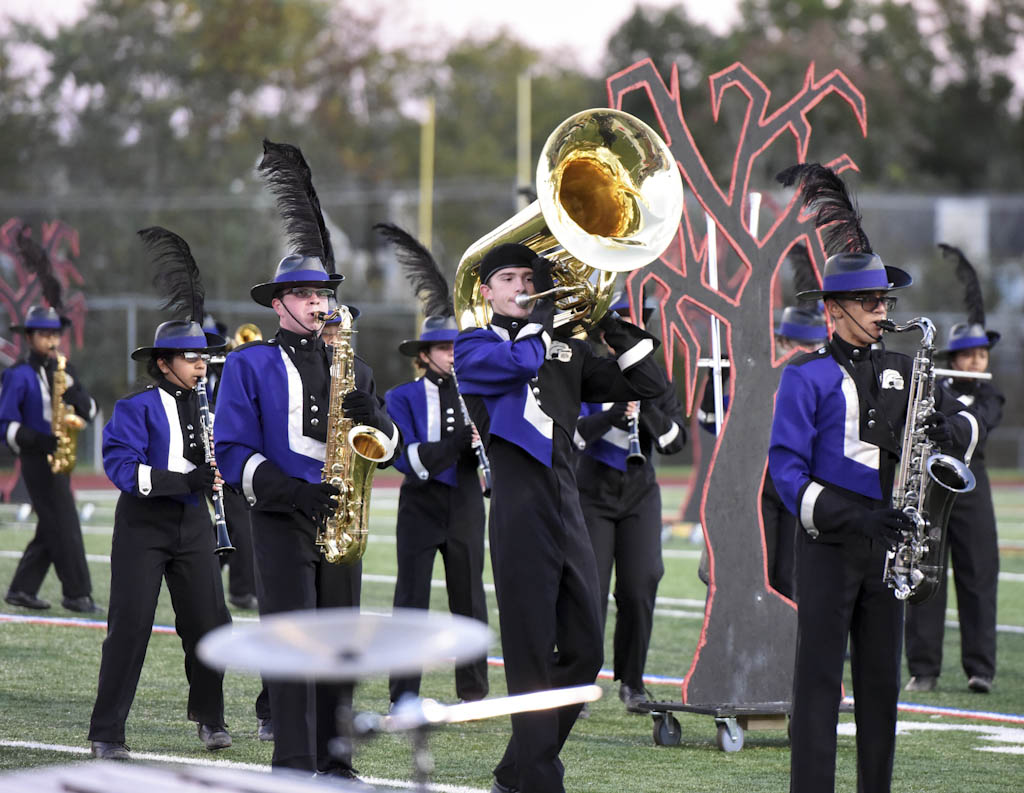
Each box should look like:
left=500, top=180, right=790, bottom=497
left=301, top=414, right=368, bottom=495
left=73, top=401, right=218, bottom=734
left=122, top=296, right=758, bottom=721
left=103, top=379, right=206, bottom=506
left=769, top=336, right=981, bottom=540
left=213, top=329, right=399, bottom=511
left=0, top=352, right=97, bottom=454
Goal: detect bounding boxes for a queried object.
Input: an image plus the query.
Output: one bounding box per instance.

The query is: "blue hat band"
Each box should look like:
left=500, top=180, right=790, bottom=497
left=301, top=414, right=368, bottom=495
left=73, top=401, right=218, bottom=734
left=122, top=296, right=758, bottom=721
left=420, top=328, right=458, bottom=343
left=274, top=268, right=330, bottom=283
left=155, top=333, right=211, bottom=349
left=778, top=321, right=827, bottom=341
left=25, top=317, right=63, bottom=330
left=823, top=269, right=891, bottom=293
left=948, top=334, right=991, bottom=351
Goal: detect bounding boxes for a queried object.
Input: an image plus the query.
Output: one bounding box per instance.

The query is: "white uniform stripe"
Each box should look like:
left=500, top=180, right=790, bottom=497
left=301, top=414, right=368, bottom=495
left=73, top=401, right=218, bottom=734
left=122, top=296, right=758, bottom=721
left=242, top=453, right=267, bottom=505
left=137, top=464, right=153, bottom=496
left=657, top=422, right=680, bottom=450
left=6, top=421, right=21, bottom=454
left=158, top=388, right=195, bottom=473
left=800, top=482, right=824, bottom=536
left=840, top=370, right=880, bottom=470
left=280, top=347, right=326, bottom=462
left=408, top=442, right=428, bottom=480
left=424, top=379, right=440, bottom=441
left=616, top=338, right=654, bottom=371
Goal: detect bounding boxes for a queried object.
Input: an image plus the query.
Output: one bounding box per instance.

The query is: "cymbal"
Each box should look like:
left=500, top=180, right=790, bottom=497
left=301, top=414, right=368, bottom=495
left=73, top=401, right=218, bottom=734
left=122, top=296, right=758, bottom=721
left=197, top=607, right=493, bottom=681
left=364, top=684, right=603, bottom=733
left=0, top=762, right=406, bottom=792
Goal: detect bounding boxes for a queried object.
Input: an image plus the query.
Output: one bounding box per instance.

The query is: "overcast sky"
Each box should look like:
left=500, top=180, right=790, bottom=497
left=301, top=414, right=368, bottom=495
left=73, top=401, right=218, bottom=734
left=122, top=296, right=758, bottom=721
left=2, top=0, right=740, bottom=74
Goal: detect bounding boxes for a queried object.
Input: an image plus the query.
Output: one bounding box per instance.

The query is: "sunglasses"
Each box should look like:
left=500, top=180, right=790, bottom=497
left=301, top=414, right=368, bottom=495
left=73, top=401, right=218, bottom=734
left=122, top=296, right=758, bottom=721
left=286, top=287, right=335, bottom=299
left=179, top=352, right=211, bottom=363
left=837, top=294, right=897, bottom=312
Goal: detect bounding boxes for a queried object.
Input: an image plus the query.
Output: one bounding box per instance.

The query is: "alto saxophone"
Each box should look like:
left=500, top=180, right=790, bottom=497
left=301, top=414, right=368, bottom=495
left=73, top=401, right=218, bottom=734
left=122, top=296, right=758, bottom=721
left=879, top=318, right=975, bottom=604
left=49, top=353, right=85, bottom=475
left=318, top=305, right=391, bottom=564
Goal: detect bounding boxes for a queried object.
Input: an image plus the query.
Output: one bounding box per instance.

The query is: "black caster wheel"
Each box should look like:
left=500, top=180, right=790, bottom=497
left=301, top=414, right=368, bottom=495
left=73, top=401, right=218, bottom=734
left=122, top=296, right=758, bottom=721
left=715, top=719, right=744, bottom=752
left=652, top=713, right=682, bottom=746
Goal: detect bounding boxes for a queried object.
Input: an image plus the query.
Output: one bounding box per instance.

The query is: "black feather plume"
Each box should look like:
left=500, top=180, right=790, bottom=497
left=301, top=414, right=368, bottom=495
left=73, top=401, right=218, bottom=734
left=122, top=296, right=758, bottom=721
left=788, top=243, right=820, bottom=303
left=939, top=243, right=985, bottom=326
left=138, top=226, right=205, bottom=323
left=374, top=222, right=453, bottom=318
left=257, top=139, right=335, bottom=273
left=17, top=228, right=63, bottom=312
left=777, top=163, right=872, bottom=256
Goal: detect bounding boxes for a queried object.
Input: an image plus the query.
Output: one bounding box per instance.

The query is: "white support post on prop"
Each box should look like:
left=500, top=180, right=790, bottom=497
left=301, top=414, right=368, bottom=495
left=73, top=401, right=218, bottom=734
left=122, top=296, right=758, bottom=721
left=706, top=212, right=725, bottom=437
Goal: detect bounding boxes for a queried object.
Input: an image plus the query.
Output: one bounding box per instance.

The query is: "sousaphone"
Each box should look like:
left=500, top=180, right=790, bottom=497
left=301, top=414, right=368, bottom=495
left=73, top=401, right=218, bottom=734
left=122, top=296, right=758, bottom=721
left=454, top=108, right=684, bottom=337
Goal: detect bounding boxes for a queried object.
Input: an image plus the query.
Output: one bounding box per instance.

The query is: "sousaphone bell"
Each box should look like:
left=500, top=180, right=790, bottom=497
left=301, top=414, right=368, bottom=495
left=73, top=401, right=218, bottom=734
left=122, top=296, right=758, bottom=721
left=454, top=108, right=684, bottom=337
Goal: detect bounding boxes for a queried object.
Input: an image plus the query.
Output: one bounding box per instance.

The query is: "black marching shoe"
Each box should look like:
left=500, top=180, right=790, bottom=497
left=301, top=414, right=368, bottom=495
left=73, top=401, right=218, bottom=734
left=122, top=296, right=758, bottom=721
left=257, top=717, right=274, bottom=741
left=198, top=723, right=232, bottom=750
left=967, top=676, right=993, bottom=693
left=90, top=741, right=130, bottom=760
left=62, top=595, right=102, bottom=614
left=904, top=675, right=937, bottom=693
left=619, top=683, right=649, bottom=711
left=228, top=593, right=259, bottom=610
left=5, top=590, right=50, bottom=610
left=490, top=780, right=519, bottom=793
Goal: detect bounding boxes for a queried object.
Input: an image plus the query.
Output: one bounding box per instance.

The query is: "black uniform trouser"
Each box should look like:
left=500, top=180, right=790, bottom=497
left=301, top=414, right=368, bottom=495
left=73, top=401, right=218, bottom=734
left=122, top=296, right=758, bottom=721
left=905, top=465, right=998, bottom=681
left=251, top=510, right=360, bottom=772
left=219, top=488, right=256, bottom=599
left=8, top=452, right=91, bottom=599
left=790, top=530, right=902, bottom=793
left=389, top=475, right=489, bottom=703
left=577, top=458, right=663, bottom=691
left=489, top=438, right=604, bottom=793
left=89, top=496, right=230, bottom=743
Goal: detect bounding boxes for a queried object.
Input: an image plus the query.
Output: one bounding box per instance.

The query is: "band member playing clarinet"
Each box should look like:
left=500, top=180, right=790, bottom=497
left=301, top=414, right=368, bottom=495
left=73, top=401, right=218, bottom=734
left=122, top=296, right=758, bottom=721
left=454, top=243, right=665, bottom=793
left=769, top=165, right=979, bottom=793
left=214, top=142, right=398, bottom=775
left=89, top=227, right=232, bottom=760
left=1, top=229, right=100, bottom=614
left=375, top=223, right=489, bottom=708
left=575, top=296, right=687, bottom=712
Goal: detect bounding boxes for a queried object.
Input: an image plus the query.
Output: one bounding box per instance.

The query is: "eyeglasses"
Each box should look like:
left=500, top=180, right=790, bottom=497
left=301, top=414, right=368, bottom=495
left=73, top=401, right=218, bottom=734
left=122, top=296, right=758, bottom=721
left=286, top=287, right=335, bottom=299
left=179, top=352, right=211, bottom=363
left=838, top=294, right=897, bottom=312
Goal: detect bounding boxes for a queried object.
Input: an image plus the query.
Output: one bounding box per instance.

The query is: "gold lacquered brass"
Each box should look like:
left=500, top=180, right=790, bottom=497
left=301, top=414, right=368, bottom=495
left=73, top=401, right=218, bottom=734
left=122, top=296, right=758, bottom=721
left=49, top=353, right=84, bottom=475
left=454, top=108, right=684, bottom=337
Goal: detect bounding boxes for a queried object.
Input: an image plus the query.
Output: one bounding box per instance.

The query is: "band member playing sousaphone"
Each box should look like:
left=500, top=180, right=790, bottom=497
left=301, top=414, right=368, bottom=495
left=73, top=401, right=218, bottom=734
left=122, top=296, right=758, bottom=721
left=214, top=140, right=398, bottom=775
left=89, top=227, right=232, bottom=760
left=768, top=164, right=980, bottom=793
left=454, top=243, right=666, bottom=793
left=1, top=228, right=100, bottom=614
left=375, top=222, right=490, bottom=708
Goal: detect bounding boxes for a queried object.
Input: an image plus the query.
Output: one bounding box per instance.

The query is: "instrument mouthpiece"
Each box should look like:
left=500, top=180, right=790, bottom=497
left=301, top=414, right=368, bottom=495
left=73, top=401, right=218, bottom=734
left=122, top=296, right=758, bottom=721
left=514, top=294, right=532, bottom=308
left=877, top=320, right=897, bottom=332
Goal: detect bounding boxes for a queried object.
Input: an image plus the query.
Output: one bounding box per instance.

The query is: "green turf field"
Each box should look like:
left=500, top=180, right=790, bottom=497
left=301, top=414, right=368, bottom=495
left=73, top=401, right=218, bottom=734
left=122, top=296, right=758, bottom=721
left=1, top=468, right=1023, bottom=791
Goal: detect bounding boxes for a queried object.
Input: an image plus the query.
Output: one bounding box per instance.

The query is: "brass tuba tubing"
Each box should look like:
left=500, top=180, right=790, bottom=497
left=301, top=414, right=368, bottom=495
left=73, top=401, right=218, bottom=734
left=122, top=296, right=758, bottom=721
left=513, top=285, right=589, bottom=308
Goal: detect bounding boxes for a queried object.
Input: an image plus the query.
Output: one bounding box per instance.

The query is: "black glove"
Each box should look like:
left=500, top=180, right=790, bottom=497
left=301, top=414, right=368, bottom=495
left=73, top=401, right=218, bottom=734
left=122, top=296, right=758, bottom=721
left=342, top=389, right=386, bottom=429
left=292, top=481, right=341, bottom=523
left=607, top=402, right=631, bottom=430
left=185, top=463, right=217, bottom=492
left=859, top=507, right=913, bottom=548
left=531, top=255, right=555, bottom=294
left=14, top=425, right=57, bottom=455
left=597, top=311, right=638, bottom=353
left=922, top=411, right=952, bottom=446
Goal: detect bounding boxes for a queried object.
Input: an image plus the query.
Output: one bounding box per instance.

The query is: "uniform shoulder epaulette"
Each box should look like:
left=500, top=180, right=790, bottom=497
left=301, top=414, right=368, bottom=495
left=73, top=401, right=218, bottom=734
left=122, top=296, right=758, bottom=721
left=120, top=383, right=157, bottom=401
left=231, top=338, right=275, bottom=354
left=787, top=346, right=830, bottom=368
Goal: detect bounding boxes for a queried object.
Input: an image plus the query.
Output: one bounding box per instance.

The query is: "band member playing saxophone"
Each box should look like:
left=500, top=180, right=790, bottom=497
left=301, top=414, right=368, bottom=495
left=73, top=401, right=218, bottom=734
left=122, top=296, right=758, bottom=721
left=214, top=141, right=398, bottom=775
left=454, top=243, right=665, bottom=793
left=1, top=229, right=99, bottom=614
left=769, top=165, right=979, bottom=793
left=89, top=227, right=232, bottom=760
left=575, top=296, right=686, bottom=712
left=375, top=223, right=489, bottom=708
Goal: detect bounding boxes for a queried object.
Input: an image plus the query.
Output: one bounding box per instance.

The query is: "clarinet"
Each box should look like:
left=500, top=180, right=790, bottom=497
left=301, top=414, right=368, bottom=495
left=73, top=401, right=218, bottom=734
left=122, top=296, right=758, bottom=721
left=450, top=367, right=492, bottom=497
left=626, top=405, right=646, bottom=464
left=195, top=376, right=235, bottom=556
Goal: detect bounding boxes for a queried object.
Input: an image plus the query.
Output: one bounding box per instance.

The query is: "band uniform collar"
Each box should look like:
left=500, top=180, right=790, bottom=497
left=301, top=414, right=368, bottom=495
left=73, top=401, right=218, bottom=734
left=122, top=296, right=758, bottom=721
left=276, top=327, right=323, bottom=353
left=157, top=377, right=194, bottom=401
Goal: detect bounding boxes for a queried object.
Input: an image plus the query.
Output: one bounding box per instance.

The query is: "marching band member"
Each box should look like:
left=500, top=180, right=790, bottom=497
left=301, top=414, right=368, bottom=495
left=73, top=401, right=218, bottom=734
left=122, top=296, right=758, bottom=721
left=89, top=227, right=232, bottom=760
left=454, top=243, right=664, bottom=793
left=769, top=164, right=979, bottom=793
left=1, top=231, right=99, bottom=614
left=575, top=296, right=686, bottom=711
left=905, top=244, right=1004, bottom=694
left=214, top=141, right=398, bottom=775
left=377, top=223, right=489, bottom=707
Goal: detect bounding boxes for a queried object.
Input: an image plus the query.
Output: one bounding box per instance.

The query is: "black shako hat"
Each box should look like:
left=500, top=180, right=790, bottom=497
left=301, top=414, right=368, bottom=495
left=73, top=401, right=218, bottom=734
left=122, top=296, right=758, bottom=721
left=478, top=242, right=537, bottom=286
left=249, top=253, right=343, bottom=307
